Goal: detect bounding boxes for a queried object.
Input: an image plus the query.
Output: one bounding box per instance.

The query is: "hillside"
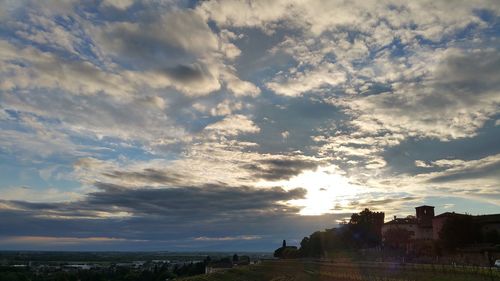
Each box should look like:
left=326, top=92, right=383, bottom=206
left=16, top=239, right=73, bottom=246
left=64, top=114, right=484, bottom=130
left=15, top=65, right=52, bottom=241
left=180, top=260, right=500, bottom=281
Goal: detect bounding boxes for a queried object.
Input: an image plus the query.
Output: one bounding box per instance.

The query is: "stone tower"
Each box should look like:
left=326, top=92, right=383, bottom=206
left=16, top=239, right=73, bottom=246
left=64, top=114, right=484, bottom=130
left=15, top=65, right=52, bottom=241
left=415, top=205, right=435, bottom=227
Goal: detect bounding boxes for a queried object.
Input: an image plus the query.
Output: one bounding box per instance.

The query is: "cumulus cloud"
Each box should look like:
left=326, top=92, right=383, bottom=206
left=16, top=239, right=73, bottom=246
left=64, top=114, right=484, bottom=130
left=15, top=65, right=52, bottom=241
left=90, top=9, right=225, bottom=96
left=223, top=70, right=262, bottom=97
left=342, top=48, right=500, bottom=140
left=100, top=0, right=135, bottom=10
left=204, top=114, right=260, bottom=136
left=243, top=157, right=321, bottom=181
left=425, top=154, right=500, bottom=184
left=92, top=8, right=259, bottom=97
left=71, top=140, right=326, bottom=191
left=267, top=64, right=347, bottom=97
left=210, top=99, right=244, bottom=116
left=358, top=153, right=500, bottom=208
left=199, top=0, right=499, bottom=38
left=415, top=160, right=432, bottom=168
left=97, top=10, right=218, bottom=58
left=0, top=40, right=131, bottom=97
left=1, top=87, right=188, bottom=151
left=0, top=1, right=265, bottom=163
left=281, top=131, right=289, bottom=140
left=1, top=0, right=500, bottom=250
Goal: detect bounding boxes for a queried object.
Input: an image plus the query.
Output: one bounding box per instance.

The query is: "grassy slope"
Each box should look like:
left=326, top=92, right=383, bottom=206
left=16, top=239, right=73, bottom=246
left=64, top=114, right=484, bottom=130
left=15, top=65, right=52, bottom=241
left=180, top=260, right=500, bottom=281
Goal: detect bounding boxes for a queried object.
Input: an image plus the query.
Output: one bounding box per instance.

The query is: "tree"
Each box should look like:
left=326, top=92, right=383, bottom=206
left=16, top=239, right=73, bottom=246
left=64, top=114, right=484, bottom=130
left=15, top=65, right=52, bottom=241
left=274, top=240, right=299, bottom=259
left=281, top=247, right=300, bottom=259
left=300, top=237, right=309, bottom=250
left=348, top=208, right=385, bottom=247
left=297, top=209, right=385, bottom=258
left=298, top=229, right=343, bottom=257
left=273, top=247, right=283, bottom=258
left=307, top=231, right=325, bottom=257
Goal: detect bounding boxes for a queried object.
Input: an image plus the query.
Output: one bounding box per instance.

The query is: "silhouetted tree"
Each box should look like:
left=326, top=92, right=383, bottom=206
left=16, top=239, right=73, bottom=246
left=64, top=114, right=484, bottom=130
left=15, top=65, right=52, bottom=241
left=307, top=231, right=324, bottom=257
left=298, top=229, right=345, bottom=257
left=274, top=240, right=298, bottom=259
left=348, top=208, right=384, bottom=247
left=281, top=247, right=300, bottom=259
left=300, top=237, right=309, bottom=249
left=297, top=209, right=385, bottom=258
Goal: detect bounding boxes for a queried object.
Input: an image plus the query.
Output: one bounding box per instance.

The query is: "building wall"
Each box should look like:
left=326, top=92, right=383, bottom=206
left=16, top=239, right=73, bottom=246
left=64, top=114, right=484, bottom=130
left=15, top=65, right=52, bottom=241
left=205, top=266, right=231, bottom=274
left=382, top=224, right=433, bottom=241
left=481, top=223, right=500, bottom=235
left=382, top=224, right=418, bottom=240
left=415, top=227, right=433, bottom=240
left=383, top=208, right=500, bottom=243
left=432, top=216, right=447, bottom=240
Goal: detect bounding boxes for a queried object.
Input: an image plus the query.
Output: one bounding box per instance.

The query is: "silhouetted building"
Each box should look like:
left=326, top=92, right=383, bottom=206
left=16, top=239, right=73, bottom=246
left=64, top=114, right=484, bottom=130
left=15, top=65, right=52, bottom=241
left=382, top=205, right=434, bottom=241
left=415, top=205, right=434, bottom=227
left=474, top=214, right=500, bottom=235
left=205, top=262, right=232, bottom=274
left=432, top=212, right=467, bottom=240
left=432, top=212, right=500, bottom=242
left=371, top=211, right=385, bottom=241
left=381, top=206, right=500, bottom=243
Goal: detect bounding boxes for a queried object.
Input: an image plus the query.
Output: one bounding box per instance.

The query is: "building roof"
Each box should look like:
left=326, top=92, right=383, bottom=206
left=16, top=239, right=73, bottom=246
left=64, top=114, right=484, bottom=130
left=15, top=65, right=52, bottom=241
left=474, top=214, right=500, bottom=223
left=415, top=205, right=435, bottom=209
left=434, top=212, right=467, bottom=218
left=384, top=217, right=417, bottom=225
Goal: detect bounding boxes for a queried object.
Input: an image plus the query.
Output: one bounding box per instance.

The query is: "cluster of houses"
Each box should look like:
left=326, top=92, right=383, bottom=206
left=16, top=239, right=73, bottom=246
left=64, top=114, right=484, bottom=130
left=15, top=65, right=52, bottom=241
left=204, top=255, right=261, bottom=274
left=4, top=259, right=186, bottom=274
left=381, top=205, right=500, bottom=242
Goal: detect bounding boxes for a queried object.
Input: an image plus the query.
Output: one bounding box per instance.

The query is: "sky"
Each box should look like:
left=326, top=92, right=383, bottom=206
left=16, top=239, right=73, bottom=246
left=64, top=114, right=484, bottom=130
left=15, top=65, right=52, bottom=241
left=0, top=0, right=499, bottom=251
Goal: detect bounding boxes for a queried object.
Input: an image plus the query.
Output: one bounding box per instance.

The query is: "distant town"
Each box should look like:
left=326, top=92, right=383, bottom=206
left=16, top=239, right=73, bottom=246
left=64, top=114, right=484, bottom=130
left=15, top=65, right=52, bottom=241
left=0, top=251, right=270, bottom=280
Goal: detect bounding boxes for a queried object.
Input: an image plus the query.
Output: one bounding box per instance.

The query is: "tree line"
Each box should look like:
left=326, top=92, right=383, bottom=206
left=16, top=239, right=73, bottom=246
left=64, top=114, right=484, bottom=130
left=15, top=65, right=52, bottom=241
left=275, top=208, right=384, bottom=258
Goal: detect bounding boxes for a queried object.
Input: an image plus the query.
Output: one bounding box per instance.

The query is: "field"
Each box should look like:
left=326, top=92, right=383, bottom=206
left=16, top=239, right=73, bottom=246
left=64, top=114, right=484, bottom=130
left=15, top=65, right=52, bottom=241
left=180, top=260, right=500, bottom=281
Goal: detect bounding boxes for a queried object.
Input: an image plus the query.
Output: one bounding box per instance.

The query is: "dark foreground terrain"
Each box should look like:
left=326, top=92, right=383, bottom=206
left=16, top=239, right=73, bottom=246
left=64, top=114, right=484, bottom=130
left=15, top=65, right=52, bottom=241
left=181, top=260, right=500, bottom=281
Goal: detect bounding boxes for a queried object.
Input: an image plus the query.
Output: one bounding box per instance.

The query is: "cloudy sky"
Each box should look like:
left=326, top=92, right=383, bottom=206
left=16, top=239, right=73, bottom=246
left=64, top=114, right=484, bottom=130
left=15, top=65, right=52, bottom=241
left=0, top=0, right=499, bottom=251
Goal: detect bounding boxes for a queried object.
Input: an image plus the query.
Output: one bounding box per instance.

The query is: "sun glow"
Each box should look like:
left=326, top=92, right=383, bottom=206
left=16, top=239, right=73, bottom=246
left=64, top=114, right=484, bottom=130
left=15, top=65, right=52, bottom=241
left=258, top=166, right=365, bottom=215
